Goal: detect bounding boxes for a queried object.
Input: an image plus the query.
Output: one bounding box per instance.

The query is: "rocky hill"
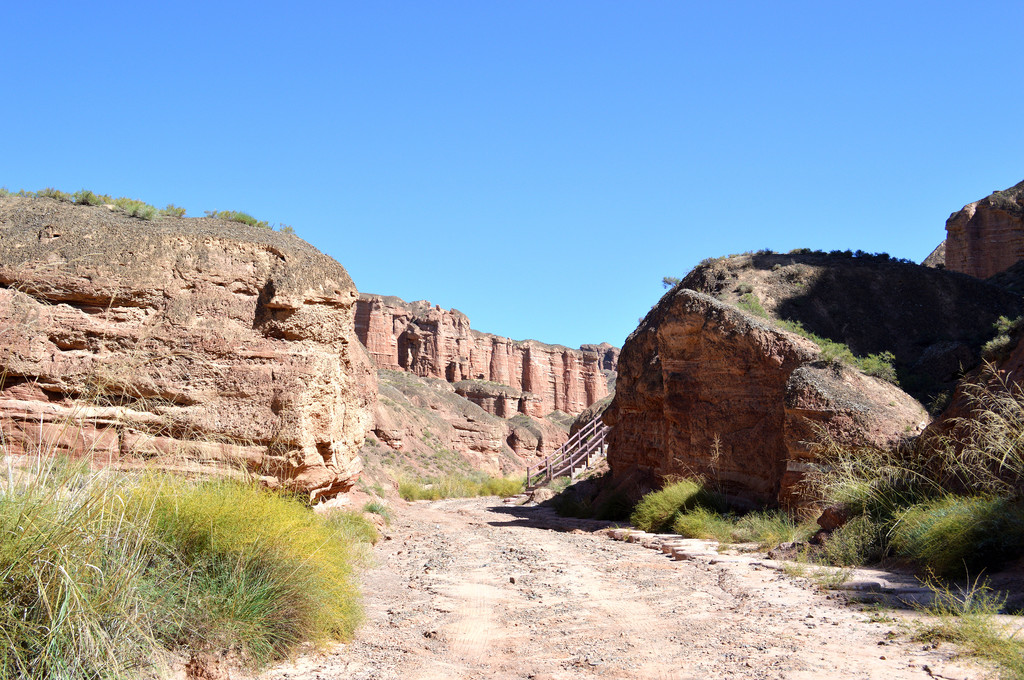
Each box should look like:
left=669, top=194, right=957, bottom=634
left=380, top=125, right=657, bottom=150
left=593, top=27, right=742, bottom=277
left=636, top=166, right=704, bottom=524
left=0, top=195, right=374, bottom=501
left=355, top=293, right=618, bottom=417
left=606, top=247, right=1024, bottom=508
left=680, top=250, right=1024, bottom=407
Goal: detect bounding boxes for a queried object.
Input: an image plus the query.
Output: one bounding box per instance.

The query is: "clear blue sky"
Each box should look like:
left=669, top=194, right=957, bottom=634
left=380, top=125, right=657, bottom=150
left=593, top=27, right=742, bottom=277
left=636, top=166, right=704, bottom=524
left=4, top=2, right=1022, bottom=349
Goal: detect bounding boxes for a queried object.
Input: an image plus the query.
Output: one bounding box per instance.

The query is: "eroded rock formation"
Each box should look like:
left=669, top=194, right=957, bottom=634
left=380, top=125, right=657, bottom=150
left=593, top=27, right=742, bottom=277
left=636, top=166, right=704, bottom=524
left=945, top=179, right=1024, bottom=279
left=604, top=289, right=928, bottom=508
left=355, top=294, right=614, bottom=417
left=0, top=196, right=374, bottom=501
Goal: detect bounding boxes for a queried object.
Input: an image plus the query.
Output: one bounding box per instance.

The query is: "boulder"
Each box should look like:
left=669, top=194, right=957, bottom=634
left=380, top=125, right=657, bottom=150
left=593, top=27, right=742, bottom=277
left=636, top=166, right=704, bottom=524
left=603, top=289, right=928, bottom=508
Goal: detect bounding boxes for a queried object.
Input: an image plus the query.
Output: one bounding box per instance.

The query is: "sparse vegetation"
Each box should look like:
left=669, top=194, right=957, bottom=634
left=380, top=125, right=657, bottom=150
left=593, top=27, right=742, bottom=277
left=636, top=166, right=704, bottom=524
left=914, top=577, right=1024, bottom=679
left=734, top=290, right=900, bottom=383
left=398, top=473, right=524, bottom=501
left=205, top=210, right=271, bottom=229
left=364, top=500, right=393, bottom=524
left=629, top=478, right=813, bottom=547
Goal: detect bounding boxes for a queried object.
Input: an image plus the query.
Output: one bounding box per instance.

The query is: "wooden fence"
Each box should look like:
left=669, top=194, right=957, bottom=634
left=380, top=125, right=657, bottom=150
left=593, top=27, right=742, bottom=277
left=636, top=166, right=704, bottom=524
left=525, top=414, right=610, bottom=489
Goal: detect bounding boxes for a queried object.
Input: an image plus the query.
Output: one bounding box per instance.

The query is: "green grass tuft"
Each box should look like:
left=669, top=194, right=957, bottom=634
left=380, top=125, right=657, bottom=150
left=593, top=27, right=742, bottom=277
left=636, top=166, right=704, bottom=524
left=891, top=495, right=1024, bottom=578
left=398, top=473, right=523, bottom=501
left=363, top=500, right=392, bottom=524
left=629, top=478, right=726, bottom=532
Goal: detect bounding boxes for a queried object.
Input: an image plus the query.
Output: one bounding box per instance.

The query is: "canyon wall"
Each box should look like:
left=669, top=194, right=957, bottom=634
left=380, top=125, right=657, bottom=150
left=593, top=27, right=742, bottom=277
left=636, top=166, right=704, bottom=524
left=355, top=294, right=614, bottom=417
left=945, top=179, right=1024, bottom=279
left=0, top=196, right=374, bottom=501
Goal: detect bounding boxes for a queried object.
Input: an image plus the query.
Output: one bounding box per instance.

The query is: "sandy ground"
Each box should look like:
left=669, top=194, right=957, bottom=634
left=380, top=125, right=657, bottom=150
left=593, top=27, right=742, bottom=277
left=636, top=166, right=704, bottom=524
left=262, top=498, right=987, bottom=680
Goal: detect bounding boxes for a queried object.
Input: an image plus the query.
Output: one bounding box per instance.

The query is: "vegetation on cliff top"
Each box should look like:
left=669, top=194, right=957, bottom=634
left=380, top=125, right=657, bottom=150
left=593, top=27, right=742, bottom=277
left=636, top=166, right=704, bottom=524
left=0, top=187, right=294, bottom=233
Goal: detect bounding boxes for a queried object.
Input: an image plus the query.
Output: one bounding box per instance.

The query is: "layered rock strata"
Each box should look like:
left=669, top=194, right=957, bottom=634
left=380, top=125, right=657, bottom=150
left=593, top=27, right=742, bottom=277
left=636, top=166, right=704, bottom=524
left=355, top=294, right=613, bottom=417
left=604, top=289, right=927, bottom=508
left=0, top=196, right=374, bottom=501
left=945, top=179, right=1024, bottom=279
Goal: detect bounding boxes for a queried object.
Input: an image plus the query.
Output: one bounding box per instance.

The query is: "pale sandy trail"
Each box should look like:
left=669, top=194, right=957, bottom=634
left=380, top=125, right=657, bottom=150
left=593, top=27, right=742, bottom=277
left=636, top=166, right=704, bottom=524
left=262, top=498, right=983, bottom=680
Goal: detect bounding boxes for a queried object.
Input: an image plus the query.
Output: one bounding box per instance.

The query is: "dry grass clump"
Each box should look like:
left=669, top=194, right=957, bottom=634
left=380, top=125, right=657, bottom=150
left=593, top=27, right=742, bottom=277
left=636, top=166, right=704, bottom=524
left=810, top=364, right=1024, bottom=576
left=631, top=478, right=813, bottom=547
left=0, top=454, right=375, bottom=679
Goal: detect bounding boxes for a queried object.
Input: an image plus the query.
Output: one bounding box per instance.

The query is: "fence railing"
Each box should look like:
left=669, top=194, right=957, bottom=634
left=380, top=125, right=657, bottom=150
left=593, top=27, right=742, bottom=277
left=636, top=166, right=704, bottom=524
left=525, top=413, right=610, bottom=489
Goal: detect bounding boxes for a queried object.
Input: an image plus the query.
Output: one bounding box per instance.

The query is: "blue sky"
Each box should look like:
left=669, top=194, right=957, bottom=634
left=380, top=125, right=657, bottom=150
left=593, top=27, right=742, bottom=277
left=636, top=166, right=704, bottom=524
left=3, top=2, right=1022, bottom=349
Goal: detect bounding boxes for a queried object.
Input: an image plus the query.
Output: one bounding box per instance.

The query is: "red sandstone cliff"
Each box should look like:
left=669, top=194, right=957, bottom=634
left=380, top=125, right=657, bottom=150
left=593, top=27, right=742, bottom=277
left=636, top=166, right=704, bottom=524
left=945, top=179, right=1024, bottom=279
left=0, top=196, right=375, bottom=501
left=355, top=294, right=615, bottom=417
left=604, top=289, right=928, bottom=508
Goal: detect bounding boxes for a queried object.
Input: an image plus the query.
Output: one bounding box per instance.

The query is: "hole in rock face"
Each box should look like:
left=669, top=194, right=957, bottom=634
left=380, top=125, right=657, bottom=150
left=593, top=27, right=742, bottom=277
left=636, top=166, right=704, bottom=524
left=316, top=442, right=334, bottom=465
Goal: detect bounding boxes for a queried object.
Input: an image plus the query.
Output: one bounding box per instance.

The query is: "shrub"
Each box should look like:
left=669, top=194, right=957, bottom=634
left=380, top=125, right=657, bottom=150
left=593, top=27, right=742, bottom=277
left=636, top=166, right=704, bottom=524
left=737, top=292, right=768, bottom=317
left=630, top=478, right=726, bottom=532
left=37, top=187, right=72, bottom=202
left=111, top=196, right=158, bottom=220
left=73, top=189, right=107, bottom=205
left=820, top=515, right=885, bottom=566
left=205, top=210, right=271, bottom=229
left=983, top=315, right=1024, bottom=361
left=161, top=203, right=186, bottom=217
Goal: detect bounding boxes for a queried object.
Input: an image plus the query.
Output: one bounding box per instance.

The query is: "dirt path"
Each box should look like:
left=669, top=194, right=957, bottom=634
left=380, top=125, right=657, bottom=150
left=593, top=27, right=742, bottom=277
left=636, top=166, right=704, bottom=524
left=263, top=498, right=984, bottom=680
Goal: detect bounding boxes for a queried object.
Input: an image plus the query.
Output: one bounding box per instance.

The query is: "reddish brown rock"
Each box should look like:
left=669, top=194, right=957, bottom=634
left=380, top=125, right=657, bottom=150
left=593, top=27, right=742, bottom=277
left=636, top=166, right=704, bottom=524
left=603, top=289, right=927, bottom=508
left=945, top=179, right=1024, bottom=279
left=355, top=294, right=614, bottom=417
left=0, top=196, right=375, bottom=501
